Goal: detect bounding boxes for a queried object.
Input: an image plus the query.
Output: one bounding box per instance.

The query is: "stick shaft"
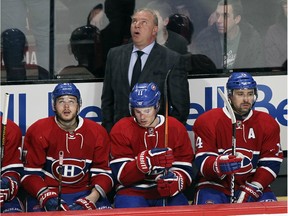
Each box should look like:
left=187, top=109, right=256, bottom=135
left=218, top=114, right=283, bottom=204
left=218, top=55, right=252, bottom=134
left=164, top=68, right=172, bottom=148
left=58, top=151, right=64, bottom=210
left=164, top=66, right=175, bottom=147
left=1, top=93, right=10, bottom=161
left=217, top=88, right=236, bottom=203
left=163, top=66, right=173, bottom=207
left=164, top=97, right=169, bottom=148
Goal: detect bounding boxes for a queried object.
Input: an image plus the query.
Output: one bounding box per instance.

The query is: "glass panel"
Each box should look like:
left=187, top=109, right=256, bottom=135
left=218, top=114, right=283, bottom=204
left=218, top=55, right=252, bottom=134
left=1, top=0, right=286, bottom=83
left=188, top=0, right=287, bottom=71
left=1, top=0, right=51, bottom=81
left=54, top=0, right=108, bottom=79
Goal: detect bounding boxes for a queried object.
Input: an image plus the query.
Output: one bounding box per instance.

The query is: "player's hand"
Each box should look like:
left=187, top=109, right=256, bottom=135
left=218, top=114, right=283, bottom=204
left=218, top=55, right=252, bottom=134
left=236, top=181, right=263, bottom=203
left=69, top=198, right=96, bottom=210
left=37, top=189, right=69, bottom=211
left=0, top=176, right=19, bottom=205
left=136, top=148, right=174, bottom=174
left=156, top=171, right=184, bottom=197
left=213, top=154, right=243, bottom=178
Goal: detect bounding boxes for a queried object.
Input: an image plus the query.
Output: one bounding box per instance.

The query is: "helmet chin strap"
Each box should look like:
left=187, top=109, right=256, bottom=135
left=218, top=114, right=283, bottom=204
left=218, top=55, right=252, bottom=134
left=146, top=104, right=160, bottom=127
left=252, top=94, right=257, bottom=107
left=147, top=115, right=158, bottom=127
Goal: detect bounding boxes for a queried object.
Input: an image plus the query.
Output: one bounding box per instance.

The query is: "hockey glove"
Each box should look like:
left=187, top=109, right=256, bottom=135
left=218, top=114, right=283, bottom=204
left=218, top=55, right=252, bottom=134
left=156, top=171, right=184, bottom=197
left=236, top=181, right=263, bottom=203
left=37, top=189, right=69, bottom=211
left=213, top=154, right=242, bottom=178
left=0, top=176, right=19, bottom=205
left=69, top=198, right=97, bottom=210
left=136, top=148, right=174, bottom=174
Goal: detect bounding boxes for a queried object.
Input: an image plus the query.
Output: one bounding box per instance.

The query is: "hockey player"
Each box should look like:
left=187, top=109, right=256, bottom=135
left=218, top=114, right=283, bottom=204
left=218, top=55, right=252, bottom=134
left=21, top=83, right=114, bottom=211
left=0, top=117, right=24, bottom=213
left=110, top=82, right=194, bottom=208
left=193, top=72, right=283, bottom=204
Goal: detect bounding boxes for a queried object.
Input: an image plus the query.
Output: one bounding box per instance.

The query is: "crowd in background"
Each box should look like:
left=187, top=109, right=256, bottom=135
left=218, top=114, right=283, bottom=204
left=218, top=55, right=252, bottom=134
left=1, top=0, right=287, bottom=81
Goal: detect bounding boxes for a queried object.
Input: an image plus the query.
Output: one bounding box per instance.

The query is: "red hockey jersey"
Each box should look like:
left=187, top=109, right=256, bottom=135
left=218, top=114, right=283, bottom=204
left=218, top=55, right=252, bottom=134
left=21, top=116, right=113, bottom=197
left=110, top=115, right=194, bottom=199
left=193, top=107, right=283, bottom=195
left=0, top=117, right=23, bottom=182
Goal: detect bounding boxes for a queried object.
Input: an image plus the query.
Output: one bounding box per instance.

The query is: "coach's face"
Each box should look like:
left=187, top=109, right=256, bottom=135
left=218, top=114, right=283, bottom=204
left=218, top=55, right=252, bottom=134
left=130, top=10, right=158, bottom=50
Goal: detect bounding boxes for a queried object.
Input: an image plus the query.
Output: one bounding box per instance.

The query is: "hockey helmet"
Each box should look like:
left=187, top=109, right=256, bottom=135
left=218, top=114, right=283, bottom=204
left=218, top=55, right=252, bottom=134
left=1, top=28, right=27, bottom=67
left=70, top=25, right=100, bottom=44
left=1, top=28, right=26, bottom=48
left=226, top=72, right=258, bottom=98
left=129, top=82, right=161, bottom=111
left=70, top=25, right=100, bottom=57
left=52, top=83, right=82, bottom=106
left=167, top=14, right=194, bottom=44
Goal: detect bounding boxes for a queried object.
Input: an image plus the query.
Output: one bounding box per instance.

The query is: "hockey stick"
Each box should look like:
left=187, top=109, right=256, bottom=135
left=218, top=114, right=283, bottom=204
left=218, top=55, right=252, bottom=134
left=1, top=93, right=10, bottom=165
left=164, top=67, right=173, bottom=148
left=162, top=66, right=174, bottom=206
left=217, top=88, right=236, bottom=203
left=58, top=151, right=64, bottom=211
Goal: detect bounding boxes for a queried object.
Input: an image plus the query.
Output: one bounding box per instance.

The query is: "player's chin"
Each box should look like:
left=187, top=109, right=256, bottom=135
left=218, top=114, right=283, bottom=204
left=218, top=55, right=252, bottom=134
left=138, top=122, right=149, bottom=128
left=241, top=104, right=252, bottom=109
left=240, top=107, right=251, bottom=114
left=59, top=114, right=74, bottom=121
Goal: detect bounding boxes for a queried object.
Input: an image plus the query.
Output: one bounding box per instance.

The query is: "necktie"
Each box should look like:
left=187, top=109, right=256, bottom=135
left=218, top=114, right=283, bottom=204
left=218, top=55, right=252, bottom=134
left=131, top=50, right=144, bottom=89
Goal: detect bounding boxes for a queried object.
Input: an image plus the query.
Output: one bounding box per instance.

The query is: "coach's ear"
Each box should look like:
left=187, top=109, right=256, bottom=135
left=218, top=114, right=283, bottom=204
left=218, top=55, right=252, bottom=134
left=163, top=17, right=169, bottom=27
left=235, top=15, right=241, bottom=25
left=152, top=25, right=158, bottom=36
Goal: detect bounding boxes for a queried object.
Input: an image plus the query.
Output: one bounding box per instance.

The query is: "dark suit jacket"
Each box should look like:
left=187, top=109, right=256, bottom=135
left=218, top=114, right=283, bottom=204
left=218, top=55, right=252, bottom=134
left=101, top=42, right=190, bottom=132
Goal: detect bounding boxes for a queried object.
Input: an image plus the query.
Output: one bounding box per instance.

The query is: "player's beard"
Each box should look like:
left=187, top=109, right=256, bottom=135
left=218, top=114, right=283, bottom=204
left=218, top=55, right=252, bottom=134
left=56, top=110, right=79, bottom=130
left=232, top=103, right=252, bottom=116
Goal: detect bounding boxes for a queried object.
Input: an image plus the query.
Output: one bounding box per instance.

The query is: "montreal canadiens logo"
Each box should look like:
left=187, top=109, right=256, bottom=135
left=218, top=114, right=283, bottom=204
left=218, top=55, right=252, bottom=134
left=223, top=148, right=253, bottom=175
left=51, top=159, right=86, bottom=184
